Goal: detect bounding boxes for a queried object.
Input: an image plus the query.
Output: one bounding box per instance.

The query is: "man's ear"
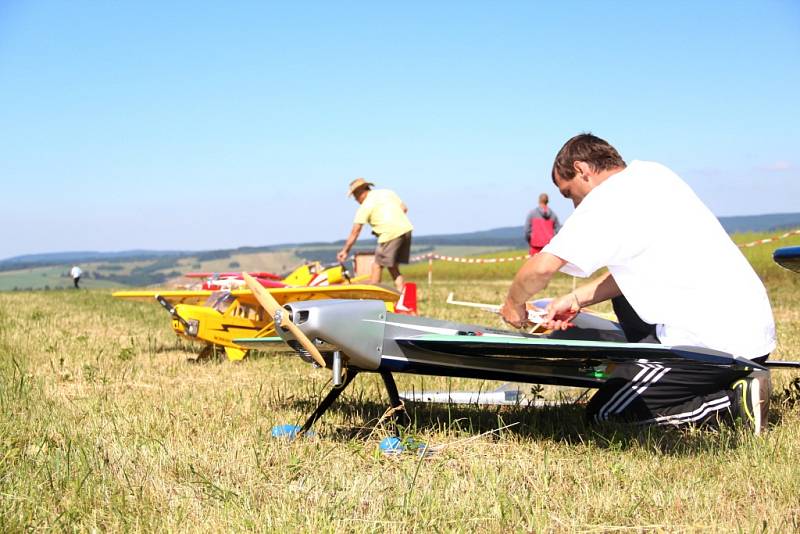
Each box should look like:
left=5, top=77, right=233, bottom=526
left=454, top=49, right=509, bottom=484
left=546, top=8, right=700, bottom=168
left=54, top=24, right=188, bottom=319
left=574, top=161, right=591, bottom=179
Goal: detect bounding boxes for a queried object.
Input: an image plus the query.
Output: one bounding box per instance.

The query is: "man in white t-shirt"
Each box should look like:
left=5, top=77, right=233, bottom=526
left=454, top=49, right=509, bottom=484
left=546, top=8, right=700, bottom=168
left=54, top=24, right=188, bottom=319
left=70, top=265, right=83, bottom=289
left=501, top=133, right=776, bottom=433
left=336, top=178, right=414, bottom=291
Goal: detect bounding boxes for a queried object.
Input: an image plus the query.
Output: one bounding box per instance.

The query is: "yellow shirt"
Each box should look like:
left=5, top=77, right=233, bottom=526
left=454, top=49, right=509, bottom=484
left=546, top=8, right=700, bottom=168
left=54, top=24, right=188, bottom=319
left=354, top=189, right=414, bottom=243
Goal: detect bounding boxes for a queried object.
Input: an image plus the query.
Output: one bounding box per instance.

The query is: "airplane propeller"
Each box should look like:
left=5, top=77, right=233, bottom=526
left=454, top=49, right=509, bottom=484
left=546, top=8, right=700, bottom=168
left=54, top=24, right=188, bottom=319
left=339, top=262, right=352, bottom=283
left=241, top=272, right=327, bottom=368
left=155, top=294, right=195, bottom=334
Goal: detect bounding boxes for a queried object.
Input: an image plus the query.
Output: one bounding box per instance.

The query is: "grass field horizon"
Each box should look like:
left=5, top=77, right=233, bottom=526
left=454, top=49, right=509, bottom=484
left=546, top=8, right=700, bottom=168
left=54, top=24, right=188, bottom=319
left=0, top=245, right=514, bottom=292
left=1, top=230, right=799, bottom=531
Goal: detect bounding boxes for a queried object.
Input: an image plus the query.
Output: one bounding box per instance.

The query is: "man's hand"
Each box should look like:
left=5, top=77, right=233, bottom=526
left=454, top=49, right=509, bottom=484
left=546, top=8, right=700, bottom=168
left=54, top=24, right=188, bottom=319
left=544, top=293, right=580, bottom=330
left=338, top=224, right=363, bottom=265
left=500, top=298, right=530, bottom=329
left=502, top=252, right=566, bottom=326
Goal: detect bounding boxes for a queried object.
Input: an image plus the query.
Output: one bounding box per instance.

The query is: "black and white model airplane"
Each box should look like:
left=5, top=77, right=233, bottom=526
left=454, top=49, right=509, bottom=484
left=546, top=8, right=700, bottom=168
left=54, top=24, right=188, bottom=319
left=235, top=274, right=798, bottom=435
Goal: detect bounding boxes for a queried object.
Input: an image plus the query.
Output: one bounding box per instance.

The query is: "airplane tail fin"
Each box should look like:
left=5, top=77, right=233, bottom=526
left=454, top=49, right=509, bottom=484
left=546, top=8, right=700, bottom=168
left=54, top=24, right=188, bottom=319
left=395, top=282, right=418, bottom=315
left=224, top=346, right=247, bottom=361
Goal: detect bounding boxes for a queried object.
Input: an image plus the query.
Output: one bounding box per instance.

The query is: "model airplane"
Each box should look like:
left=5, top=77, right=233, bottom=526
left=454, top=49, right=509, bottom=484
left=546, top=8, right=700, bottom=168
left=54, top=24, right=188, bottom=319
left=445, top=292, right=617, bottom=332
left=446, top=292, right=551, bottom=324
left=186, top=262, right=366, bottom=290
left=188, top=271, right=286, bottom=290
left=186, top=271, right=282, bottom=280
left=113, top=283, right=403, bottom=361
left=774, top=246, right=800, bottom=273
left=236, top=274, right=798, bottom=434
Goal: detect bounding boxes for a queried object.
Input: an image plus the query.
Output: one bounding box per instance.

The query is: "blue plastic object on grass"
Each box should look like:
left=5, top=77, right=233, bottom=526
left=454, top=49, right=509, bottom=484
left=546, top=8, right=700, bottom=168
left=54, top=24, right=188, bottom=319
left=379, top=436, right=429, bottom=456
left=379, top=436, right=406, bottom=454
left=271, top=424, right=315, bottom=439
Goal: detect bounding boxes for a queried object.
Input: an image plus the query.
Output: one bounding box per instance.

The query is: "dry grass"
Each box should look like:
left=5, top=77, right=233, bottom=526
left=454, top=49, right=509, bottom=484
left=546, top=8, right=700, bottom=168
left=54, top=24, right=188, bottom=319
left=2, top=241, right=800, bottom=531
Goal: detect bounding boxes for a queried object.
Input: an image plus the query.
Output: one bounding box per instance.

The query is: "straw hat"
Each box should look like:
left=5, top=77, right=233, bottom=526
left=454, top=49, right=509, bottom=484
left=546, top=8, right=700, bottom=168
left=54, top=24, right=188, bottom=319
left=347, top=177, right=374, bottom=197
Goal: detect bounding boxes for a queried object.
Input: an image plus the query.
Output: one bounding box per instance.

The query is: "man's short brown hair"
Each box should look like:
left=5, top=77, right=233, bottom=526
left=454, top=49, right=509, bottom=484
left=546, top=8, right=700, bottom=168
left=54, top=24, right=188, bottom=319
left=551, top=133, right=626, bottom=182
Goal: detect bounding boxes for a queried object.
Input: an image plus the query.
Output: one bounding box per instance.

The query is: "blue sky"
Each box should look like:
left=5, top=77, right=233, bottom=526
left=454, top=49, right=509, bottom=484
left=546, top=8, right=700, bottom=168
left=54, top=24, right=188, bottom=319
left=1, top=1, right=798, bottom=260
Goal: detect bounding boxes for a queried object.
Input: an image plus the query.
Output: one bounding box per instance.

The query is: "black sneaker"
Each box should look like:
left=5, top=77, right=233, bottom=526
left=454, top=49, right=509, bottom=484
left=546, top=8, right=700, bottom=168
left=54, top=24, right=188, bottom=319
left=730, top=372, right=771, bottom=435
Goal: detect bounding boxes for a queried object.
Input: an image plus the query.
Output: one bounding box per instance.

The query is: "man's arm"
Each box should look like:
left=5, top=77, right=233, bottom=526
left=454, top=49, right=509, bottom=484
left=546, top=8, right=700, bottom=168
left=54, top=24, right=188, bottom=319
left=572, top=271, right=620, bottom=307
left=336, top=223, right=363, bottom=263
left=501, top=252, right=566, bottom=327
left=543, top=271, right=622, bottom=330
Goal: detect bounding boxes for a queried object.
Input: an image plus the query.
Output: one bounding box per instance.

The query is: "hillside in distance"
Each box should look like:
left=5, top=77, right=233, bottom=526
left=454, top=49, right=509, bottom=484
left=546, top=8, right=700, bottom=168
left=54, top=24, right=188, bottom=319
left=1, top=212, right=798, bottom=290
left=6, top=211, right=800, bottom=269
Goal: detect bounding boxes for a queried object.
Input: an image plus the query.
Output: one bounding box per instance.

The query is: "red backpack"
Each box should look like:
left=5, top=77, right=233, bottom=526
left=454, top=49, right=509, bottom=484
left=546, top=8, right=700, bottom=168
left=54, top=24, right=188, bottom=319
left=529, top=212, right=556, bottom=248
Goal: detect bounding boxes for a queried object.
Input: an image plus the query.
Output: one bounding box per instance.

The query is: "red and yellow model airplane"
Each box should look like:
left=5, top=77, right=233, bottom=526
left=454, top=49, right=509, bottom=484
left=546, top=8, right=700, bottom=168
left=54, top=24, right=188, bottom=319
left=185, top=262, right=366, bottom=290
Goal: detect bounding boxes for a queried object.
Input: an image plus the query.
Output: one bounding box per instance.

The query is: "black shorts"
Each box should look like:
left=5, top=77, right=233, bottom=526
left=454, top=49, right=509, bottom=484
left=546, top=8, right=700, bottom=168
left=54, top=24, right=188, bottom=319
left=374, top=232, right=412, bottom=267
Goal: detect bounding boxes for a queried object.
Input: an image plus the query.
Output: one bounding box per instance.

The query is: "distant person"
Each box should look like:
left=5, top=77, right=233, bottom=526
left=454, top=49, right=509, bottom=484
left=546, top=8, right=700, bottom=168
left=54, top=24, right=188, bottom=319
left=501, top=133, right=775, bottom=434
left=336, top=178, right=413, bottom=291
left=70, top=265, right=83, bottom=289
left=525, top=193, right=561, bottom=255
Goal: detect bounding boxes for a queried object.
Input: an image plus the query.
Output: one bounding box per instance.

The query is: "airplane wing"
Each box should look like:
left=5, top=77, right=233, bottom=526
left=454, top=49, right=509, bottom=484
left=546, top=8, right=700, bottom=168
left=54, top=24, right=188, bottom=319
left=201, top=278, right=287, bottom=290
left=774, top=246, right=800, bottom=273
left=113, top=284, right=399, bottom=307
left=185, top=271, right=281, bottom=280
left=234, top=284, right=400, bottom=307
left=112, top=290, right=217, bottom=305
left=397, top=334, right=756, bottom=368
left=385, top=333, right=767, bottom=388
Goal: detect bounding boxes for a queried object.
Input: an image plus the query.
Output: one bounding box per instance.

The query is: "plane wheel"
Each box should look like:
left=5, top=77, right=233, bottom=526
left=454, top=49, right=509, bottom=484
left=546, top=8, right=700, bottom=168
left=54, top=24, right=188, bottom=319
left=195, top=344, right=216, bottom=361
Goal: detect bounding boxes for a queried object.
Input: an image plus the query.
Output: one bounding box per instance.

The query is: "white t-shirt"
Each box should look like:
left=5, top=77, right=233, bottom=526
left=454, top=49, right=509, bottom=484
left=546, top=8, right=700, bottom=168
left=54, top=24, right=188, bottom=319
left=543, top=160, right=776, bottom=359
left=70, top=266, right=82, bottom=278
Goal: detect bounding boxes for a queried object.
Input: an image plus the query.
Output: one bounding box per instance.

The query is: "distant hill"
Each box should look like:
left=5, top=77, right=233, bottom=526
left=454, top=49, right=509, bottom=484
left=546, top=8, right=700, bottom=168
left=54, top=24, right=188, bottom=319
left=2, top=212, right=799, bottom=273
left=0, top=249, right=191, bottom=271
left=716, top=212, right=800, bottom=234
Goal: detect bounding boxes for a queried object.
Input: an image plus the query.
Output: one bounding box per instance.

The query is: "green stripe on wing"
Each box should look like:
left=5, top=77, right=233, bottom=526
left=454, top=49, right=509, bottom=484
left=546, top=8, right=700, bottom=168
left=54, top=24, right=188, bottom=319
left=404, top=334, right=665, bottom=350
left=233, top=337, right=285, bottom=349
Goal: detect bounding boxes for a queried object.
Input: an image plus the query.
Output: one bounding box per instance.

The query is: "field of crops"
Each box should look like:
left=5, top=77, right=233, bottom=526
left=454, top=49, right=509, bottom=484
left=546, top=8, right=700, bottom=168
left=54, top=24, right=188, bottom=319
left=1, top=232, right=799, bottom=531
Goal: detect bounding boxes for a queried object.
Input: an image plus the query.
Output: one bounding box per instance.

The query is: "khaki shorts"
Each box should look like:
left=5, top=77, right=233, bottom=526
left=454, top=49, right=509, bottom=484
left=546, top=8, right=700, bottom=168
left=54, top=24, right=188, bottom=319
left=374, top=232, right=412, bottom=267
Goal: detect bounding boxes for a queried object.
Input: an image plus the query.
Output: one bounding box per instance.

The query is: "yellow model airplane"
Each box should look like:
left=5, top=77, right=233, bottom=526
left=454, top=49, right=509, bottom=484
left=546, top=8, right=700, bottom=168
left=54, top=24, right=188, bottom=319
left=113, top=284, right=400, bottom=361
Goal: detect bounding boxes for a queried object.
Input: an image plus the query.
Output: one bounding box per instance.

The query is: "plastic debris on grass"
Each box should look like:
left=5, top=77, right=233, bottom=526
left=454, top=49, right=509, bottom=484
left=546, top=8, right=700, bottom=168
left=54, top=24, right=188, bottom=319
left=379, top=436, right=434, bottom=457
left=271, top=424, right=316, bottom=440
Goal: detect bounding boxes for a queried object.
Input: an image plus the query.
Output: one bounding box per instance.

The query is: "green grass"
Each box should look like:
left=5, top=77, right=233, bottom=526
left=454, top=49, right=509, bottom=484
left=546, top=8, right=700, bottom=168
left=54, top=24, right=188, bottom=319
left=0, top=266, right=123, bottom=291
left=401, top=229, right=800, bottom=285
left=402, top=248, right=530, bottom=282
left=1, top=232, right=800, bottom=531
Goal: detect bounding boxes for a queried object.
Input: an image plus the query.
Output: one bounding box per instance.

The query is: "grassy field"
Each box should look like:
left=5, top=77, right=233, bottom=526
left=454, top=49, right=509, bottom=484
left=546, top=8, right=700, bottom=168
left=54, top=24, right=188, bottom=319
left=1, top=233, right=800, bottom=531
left=0, top=253, right=307, bottom=292
left=0, top=265, right=122, bottom=292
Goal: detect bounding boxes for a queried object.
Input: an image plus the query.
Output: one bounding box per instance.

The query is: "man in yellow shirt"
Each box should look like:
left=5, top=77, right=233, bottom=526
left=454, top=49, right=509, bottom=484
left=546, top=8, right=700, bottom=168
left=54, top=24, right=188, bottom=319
left=336, top=178, right=413, bottom=291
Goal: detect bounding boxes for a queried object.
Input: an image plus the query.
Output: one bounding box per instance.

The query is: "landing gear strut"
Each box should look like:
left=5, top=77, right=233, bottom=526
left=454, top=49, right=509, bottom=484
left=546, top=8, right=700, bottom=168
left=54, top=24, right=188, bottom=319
left=298, top=371, right=409, bottom=434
